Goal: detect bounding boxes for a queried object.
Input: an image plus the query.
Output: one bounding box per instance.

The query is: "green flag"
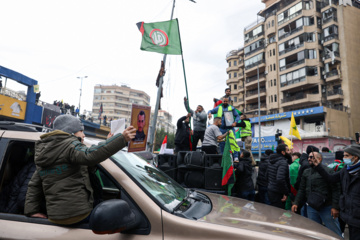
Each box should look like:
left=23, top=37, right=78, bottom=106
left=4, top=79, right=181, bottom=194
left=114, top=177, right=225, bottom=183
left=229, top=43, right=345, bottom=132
left=137, top=19, right=182, bottom=55
left=221, top=136, right=235, bottom=196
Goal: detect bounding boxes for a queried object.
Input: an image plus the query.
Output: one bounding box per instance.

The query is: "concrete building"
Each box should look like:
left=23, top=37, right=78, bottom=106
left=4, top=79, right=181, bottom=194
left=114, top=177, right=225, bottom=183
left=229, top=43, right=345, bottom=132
left=150, top=110, right=176, bottom=134
left=91, top=84, right=150, bottom=127
left=226, top=0, right=360, bottom=142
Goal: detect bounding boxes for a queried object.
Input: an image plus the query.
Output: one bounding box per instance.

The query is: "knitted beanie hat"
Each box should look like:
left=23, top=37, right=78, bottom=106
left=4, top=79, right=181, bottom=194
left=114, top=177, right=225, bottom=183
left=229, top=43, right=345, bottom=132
left=53, top=114, right=84, bottom=134
left=344, top=144, right=360, bottom=158
left=306, top=145, right=319, bottom=155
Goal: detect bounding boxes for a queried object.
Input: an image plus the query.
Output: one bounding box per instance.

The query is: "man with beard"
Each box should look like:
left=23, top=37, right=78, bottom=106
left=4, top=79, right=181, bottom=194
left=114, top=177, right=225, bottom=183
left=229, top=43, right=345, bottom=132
left=267, top=144, right=291, bottom=209
left=207, top=97, right=240, bottom=155
left=133, top=111, right=146, bottom=142
left=174, top=113, right=192, bottom=154
left=292, top=152, right=342, bottom=237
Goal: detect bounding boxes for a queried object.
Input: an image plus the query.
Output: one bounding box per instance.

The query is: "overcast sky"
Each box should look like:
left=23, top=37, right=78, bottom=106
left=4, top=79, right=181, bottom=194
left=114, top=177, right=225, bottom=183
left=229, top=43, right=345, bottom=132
left=0, top=0, right=264, bottom=125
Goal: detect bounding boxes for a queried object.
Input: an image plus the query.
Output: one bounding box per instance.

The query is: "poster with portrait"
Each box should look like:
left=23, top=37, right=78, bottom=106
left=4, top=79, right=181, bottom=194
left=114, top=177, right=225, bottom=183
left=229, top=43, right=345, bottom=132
left=42, top=107, right=61, bottom=128
left=128, top=104, right=151, bottom=152
left=224, top=111, right=234, bottom=128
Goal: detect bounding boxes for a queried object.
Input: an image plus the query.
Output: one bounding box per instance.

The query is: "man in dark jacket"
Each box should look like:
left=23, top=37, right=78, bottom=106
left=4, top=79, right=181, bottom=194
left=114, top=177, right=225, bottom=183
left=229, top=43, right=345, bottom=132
left=25, top=114, right=136, bottom=225
left=174, top=113, right=192, bottom=153
left=292, top=152, right=342, bottom=237
left=256, top=149, right=273, bottom=205
left=184, top=97, right=207, bottom=150
left=267, top=144, right=291, bottom=209
left=312, top=144, right=360, bottom=239
left=233, top=150, right=255, bottom=200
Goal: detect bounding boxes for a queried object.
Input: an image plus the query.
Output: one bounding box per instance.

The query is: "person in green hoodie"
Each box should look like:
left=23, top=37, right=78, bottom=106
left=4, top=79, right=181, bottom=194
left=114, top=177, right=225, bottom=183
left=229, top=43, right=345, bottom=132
left=285, top=152, right=301, bottom=210
left=25, top=114, right=136, bottom=225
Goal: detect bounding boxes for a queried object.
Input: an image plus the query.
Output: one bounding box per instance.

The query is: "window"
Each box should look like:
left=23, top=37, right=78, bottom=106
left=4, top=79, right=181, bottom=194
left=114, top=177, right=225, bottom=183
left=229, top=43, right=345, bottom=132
left=271, top=80, right=273, bottom=86
left=272, top=20, right=274, bottom=27
left=274, top=79, right=277, bottom=86
left=244, top=52, right=264, bottom=69
left=274, top=95, right=277, bottom=102
left=277, top=2, right=303, bottom=25
left=270, top=50, right=272, bottom=56
left=234, top=97, right=237, bottom=102
left=229, top=62, right=231, bottom=67
left=234, top=72, right=238, bottom=77
left=94, top=89, right=101, bottom=93
left=271, top=95, right=273, bottom=102
left=244, top=38, right=265, bottom=56
left=270, top=65, right=272, bottom=71
left=273, top=64, right=276, bottom=71
left=234, top=61, right=237, bottom=66
left=234, top=84, right=237, bottom=90
left=229, top=73, right=231, bottom=79
left=304, top=0, right=313, bottom=10
left=273, top=49, right=275, bottom=55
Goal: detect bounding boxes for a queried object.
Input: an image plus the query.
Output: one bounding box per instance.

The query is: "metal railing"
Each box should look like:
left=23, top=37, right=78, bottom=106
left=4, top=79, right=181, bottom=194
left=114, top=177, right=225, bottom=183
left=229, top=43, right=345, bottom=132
left=245, top=32, right=265, bottom=44
left=282, top=92, right=319, bottom=103
left=246, top=103, right=267, bottom=111
left=280, top=76, right=307, bottom=87
left=279, top=43, right=304, bottom=56
left=323, top=16, right=338, bottom=24
left=279, top=26, right=303, bottom=41
left=244, top=17, right=265, bottom=32
left=321, top=0, right=339, bottom=8
left=246, top=88, right=266, bottom=97
left=245, top=59, right=265, bottom=70
left=323, top=33, right=338, bottom=43
left=325, top=69, right=339, bottom=78
left=246, top=73, right=266, bottom=83
left=280, top=59, right=305, bottom=71
left=327, top=89, right=343, bottom=96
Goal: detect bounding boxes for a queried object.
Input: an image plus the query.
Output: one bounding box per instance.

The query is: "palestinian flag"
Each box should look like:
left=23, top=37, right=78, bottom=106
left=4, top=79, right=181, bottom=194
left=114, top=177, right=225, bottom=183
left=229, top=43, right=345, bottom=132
left=137, top=19, right=182, bottom=55
left=221, top=135, right=235, bottom=196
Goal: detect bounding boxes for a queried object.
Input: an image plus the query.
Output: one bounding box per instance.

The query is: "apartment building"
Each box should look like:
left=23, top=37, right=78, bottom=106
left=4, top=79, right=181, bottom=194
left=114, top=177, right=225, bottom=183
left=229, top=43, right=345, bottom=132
left=226, top=0, right=360, bottom=139
left=91, top=84, right=150, bottom=127
left=150, top=110, right=176, bottom=134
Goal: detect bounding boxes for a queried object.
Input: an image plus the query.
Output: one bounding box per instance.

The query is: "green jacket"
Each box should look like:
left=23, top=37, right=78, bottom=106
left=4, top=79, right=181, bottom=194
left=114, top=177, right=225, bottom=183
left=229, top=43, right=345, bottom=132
left=294, top=165, right=340, bottom=210
left=25, top=130, right=127, bottom=220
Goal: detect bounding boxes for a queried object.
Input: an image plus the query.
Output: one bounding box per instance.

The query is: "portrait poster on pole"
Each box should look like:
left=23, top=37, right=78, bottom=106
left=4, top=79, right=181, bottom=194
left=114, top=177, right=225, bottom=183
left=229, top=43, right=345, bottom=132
left=128, top=104, right=151, bottom=152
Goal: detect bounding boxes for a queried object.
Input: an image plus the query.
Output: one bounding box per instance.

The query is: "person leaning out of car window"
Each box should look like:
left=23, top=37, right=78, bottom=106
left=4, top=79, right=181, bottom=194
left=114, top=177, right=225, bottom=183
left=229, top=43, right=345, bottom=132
left=25, top=115, right=136, bottom=225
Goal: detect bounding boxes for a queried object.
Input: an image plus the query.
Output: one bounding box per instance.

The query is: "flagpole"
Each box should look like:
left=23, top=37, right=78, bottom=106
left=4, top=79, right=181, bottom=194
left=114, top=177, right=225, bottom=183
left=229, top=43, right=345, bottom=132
left=148, top=0, right=177, bottom=152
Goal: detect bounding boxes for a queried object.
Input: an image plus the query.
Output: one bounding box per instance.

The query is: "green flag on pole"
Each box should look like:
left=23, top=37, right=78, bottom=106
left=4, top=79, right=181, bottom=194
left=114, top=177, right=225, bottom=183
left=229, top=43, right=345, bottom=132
left=221, top=136, right=235, bottom=196
left=137, top=19, right=182, bottom=55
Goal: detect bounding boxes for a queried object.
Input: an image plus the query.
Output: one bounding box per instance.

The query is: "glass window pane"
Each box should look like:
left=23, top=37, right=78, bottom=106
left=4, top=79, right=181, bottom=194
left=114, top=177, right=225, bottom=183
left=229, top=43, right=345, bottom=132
left=280, top=59, right=286, bottom=67
left=281, top=74, right=286, bottom=83
left=298, top=51, right=305, bottom=60
left=287, top=73, right=292, bottom=81
left=299, top=68, right=306, bottom=77
left=279, top=43, right=285, bottom=52
left=296, top=18, right=303, bottom=28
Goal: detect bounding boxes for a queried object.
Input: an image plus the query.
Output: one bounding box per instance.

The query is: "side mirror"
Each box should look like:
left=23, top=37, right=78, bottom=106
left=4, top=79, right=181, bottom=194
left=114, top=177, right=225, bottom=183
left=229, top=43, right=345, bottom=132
left=89, top=199, right=138, bottom=234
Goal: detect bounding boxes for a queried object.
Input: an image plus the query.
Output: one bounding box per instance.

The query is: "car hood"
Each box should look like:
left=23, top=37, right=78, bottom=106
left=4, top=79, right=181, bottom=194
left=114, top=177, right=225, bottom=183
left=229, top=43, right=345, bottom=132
left=197, top=192, right=340, bottom=240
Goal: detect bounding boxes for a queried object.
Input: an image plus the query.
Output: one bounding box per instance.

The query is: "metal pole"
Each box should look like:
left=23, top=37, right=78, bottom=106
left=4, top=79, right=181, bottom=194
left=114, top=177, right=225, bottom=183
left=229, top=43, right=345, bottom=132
left=77, top=76, right=87, bottom=115
left=257, top=63, right=262, bottom=159
left=148, top=0, right=176, bottom=152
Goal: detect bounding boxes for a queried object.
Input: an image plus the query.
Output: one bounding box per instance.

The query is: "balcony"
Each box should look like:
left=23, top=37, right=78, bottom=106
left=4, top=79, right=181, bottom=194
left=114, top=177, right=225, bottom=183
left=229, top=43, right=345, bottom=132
left=226, top=65, right=239, bottom=73
left=323, top=33, right=338, bottom=43
left=226, top=78, right=238, bottom=85
left=321, top=0, right=339, bottom=9
left=245, top=59, right=266, bottom=71
left=327, top=89, right=343, bottom=101
left=280, top=59, right=305, bottom=72
left=324, top=52, right=341, bottom=64
left=281, top=75, right=320, bottom=92
left=325, top=69, right=342, bottom=82
left=245, top=74, right=266, bottom=88
left=279, top=43, right=304, bottom=56
left=246, top=103, right=267, bottom=112
left=244, top=46, right=265, bottom=58
left=246, top=88, right=267, bottom=102
left=279, top=26, right=303, bottom=41
left=281, top=93, right=321, bottom=107
left=323, top=16, right=337, bottom=25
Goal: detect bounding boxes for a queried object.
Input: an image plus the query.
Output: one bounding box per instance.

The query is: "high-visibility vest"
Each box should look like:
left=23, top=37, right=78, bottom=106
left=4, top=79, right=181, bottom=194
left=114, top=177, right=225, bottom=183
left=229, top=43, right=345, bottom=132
left=240, top=120, right=252, bottom=137
left=228, top=130, right=240, bottom=152
left=217, top=105, right=233, bottom=118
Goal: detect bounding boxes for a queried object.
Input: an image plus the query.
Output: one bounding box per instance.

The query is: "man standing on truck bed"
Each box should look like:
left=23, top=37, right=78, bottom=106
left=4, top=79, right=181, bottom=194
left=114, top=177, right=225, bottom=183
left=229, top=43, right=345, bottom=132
left=25, top=114, right=136, bottom=225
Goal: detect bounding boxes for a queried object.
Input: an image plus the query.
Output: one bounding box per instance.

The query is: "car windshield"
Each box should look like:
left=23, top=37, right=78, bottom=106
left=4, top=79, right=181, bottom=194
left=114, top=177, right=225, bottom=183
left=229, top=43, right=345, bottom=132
left=111, top=151, right=187, bottom=212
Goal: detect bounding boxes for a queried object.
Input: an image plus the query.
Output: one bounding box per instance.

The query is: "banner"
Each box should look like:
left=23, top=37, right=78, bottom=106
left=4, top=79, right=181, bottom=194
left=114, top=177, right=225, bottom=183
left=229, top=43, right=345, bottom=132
left=0, top=95, right=27, bottom=120
left=128, top=104, right=151, bottom=152
left=137, top=19, right=182, bottom=55
left=42, top=107, right=61, bottom=128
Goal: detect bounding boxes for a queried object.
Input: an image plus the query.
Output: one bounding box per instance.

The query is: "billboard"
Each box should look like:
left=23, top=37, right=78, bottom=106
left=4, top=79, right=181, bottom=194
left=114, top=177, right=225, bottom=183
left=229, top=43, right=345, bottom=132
left=0, top=95, right=27, bottom=120
left=128, top=104, right=151, bottom=152
left=42, top=107, right=61, bottom=128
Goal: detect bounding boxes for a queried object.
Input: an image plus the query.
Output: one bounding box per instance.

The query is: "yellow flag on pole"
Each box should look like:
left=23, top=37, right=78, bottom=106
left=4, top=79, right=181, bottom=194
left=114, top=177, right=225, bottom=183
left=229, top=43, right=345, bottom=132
left=289, top=112, right=301, bottom=140
left=280, top=136, right=293, bottom=149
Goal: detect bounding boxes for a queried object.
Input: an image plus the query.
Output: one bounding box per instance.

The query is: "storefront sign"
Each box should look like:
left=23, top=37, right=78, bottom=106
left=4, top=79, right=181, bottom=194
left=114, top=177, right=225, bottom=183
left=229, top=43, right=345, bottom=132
left=250, top=136, right=277, bottom=152
left=0, top=95, right=27, bottom=120
left=250, top=106, right=324, bottom=123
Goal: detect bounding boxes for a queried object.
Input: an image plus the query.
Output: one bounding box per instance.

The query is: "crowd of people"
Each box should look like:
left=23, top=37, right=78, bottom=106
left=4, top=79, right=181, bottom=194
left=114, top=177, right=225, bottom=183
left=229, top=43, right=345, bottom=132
left=174, top=87, right=360, bottom=239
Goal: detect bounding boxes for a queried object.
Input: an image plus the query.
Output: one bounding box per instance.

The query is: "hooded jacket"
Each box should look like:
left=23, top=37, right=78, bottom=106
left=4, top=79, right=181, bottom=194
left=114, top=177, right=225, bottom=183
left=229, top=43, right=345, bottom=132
left=267, top=153, right=291, bottom=196
left=234, top=157, right=254, bottom=192
left=25, top=130, right=127, bottom=222
left=175, top=116, right=191, bottom=148
left=257, top=153, right=270, bottom=187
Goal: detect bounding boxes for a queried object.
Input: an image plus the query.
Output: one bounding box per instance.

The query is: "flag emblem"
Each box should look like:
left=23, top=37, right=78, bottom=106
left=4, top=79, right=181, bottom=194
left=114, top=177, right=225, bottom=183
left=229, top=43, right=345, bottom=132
left=150, top=29, right=169, bottom=46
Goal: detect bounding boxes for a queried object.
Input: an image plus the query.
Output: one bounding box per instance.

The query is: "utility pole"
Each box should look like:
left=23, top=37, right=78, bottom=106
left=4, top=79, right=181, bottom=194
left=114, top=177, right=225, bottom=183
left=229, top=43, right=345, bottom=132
left=77, top=76, right=87, bottom=115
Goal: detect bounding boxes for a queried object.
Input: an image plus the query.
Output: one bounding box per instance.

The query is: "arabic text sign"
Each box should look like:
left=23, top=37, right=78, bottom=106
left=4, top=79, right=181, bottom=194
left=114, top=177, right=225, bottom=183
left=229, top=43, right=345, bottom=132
left=251, top=136, right=277, bottom=151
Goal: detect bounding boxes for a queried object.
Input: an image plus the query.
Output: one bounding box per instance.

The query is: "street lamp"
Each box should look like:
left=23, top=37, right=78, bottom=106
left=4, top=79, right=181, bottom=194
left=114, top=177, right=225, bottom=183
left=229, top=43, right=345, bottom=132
left=77, top=76, right=88, bottom=116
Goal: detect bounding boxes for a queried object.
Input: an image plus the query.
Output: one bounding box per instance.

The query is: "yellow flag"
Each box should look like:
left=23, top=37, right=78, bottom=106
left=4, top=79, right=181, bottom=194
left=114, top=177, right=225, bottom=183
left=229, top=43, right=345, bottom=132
left=289, top=112, right=301, bottom=140
left=280, top=136, right=293, bottom=149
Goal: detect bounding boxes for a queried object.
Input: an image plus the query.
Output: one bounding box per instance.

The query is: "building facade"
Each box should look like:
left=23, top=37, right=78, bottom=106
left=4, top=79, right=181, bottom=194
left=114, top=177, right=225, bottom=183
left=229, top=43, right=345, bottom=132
left=91, top=84, right=150, bottom=127
left=150, top=110, right=176, bottom=134
left=226, top=0, right=360, bottom=140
